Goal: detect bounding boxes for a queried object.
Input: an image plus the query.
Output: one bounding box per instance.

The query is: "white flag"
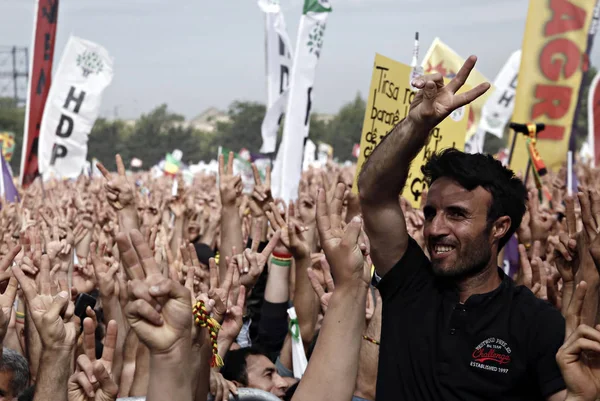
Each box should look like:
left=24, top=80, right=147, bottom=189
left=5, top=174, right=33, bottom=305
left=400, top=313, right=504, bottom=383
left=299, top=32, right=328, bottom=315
left=272, top=0, right=332, bottom=202
left=259, top=0, right=294, bottom=154
left=39, top=36, right=114, bottom=180
left=478, top=50, right=521, bottom=139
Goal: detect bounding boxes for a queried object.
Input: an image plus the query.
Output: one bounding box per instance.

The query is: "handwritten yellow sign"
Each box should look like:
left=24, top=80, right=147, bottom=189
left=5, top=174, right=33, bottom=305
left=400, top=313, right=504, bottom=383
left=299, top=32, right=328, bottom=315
left=353, top=53, right=469, bottom=207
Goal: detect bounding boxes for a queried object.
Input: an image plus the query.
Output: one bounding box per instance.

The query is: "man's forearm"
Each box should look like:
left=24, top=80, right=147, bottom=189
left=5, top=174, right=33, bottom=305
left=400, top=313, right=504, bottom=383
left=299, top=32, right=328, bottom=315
left=118, top=206, right=140, bottom=233
left=193, top=342, right=212, bottom=401
left=293, top=255, right=319, bottom=349
left=293, top=282, right=368, bottom=401
left=358, top=117, right=430, bottom=201
left=33, top=349, right=72, bottom=401
left=219, top=206, right=243, bottom=283
left=148, top=344, right=193, bottom=401
left=265, top=260, right=290, bottom=303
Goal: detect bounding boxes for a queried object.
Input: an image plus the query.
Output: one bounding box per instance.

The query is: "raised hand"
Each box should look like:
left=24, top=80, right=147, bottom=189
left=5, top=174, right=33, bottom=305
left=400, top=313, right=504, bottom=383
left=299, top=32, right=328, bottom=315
left=121, top=230, right=192, bottom=353
left=234, top=225, right=280, bottom=290
left=556, top=281, right=600, bottom=401
left=90, top=243, right=120, bottom=299
left=307, top=255, right=335, bottom=313
left=68, top=318, right=119, bottom=401
left=316, top=183, right=371, bottom=288
left=0, top=246, right=20, bottom=345
left=218, top=285, right=246, bottom=345
left=218, top=152, right=242, bottom=207
left=527, top=190, right=556, bottom=248
left=249, top=163, right=272, bottom=217
left=579, top=188, right=600, bottom=274
left=13, top=254, right=79, bottom=350
left=97, top=155, right=135, bottom=211
left=409, top=56, right=490, bottom=130
left=266, top=203, right=310, bottom=259
left=207, top=258, right=234, bottom=323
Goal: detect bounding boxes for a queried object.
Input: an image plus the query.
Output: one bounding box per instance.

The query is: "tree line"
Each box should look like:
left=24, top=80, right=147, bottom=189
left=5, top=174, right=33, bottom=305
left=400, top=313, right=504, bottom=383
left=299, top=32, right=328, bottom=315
left=0, top=64, right=596, bottom=174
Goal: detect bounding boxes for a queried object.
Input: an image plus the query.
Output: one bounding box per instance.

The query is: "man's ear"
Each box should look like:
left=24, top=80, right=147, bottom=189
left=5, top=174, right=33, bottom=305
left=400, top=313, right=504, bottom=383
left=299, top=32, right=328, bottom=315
left=232, top=380, right=244, bottom=388
left=491, top=216, right=511, bottom=243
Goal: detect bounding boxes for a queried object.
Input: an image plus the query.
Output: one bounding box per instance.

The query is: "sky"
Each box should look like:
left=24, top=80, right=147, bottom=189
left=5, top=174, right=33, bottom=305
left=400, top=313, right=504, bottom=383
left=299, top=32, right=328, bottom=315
left=1, top=0, right=599, bottom=120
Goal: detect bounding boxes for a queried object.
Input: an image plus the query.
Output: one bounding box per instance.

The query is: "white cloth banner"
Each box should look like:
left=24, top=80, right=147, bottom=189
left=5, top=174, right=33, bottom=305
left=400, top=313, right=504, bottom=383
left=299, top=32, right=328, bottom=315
left=39, top=36, right=114, bottom=179
left=272, top=0, right=331, bottom=202
left=287, top=307, right=307, bottom=379
left=259, top=0, right=294, bottom=154
left=477, top=50, right=521, bottom=139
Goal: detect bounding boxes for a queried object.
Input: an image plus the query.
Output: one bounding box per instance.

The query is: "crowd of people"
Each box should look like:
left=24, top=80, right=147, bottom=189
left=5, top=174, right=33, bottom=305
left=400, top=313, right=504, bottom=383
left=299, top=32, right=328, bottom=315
left=0, top=56, right=597, bottom=401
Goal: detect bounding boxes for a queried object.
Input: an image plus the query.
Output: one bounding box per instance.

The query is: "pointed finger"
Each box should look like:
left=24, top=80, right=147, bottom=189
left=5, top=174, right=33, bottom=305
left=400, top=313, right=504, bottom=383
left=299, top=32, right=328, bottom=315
left=83, top=317, right=97, bottom=361
left=251, top=163, right=261, bottom=185
left=101, top=320, right=118, bottom=367
left=96, top=162, right=111, bottom=180
left=130, top=230, right=160, bottom=277
left=0, top=245, right=21, bottom=272
left=208, top=258, right=219, bottom=289
left=116, top=154, right=126, bottom=176
left=446, top=55, right=477, bottom=94
left=566, top=281, right=588, bottom=336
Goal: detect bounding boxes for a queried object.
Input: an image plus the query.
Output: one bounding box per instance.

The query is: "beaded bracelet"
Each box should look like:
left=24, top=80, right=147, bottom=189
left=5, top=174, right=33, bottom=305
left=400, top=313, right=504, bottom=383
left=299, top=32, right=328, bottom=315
left=192, top=301, right=224, bottom=368
left=362, top=335, right=380, bottom=346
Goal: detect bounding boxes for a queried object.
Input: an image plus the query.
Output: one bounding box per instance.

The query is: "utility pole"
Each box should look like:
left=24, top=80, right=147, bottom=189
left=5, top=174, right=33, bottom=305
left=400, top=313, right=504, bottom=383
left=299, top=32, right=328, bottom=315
left=0, top=46, right=29, bottom=106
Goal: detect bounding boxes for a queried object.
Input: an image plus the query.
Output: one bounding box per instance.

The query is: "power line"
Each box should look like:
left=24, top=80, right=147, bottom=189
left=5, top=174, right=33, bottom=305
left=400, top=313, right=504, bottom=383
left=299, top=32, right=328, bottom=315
left=0, top=46, right=28, bottom=107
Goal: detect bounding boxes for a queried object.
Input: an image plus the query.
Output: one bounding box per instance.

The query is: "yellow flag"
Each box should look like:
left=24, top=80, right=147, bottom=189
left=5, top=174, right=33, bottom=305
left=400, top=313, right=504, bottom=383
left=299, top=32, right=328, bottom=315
left=353, top=53, right=469, bottom=208
left=510, top=0, right=596, bottom=173
left=421, top=37, right=491, bottom=141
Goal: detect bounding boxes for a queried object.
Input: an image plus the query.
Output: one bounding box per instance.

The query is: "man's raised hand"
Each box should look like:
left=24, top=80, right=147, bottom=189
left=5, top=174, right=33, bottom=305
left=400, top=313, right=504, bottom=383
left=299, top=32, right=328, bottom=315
left=68, top=318, right=119, bottom=401
left=409, top=56, right=490, bottom=130
left=121, top=230, right=193, bottom=354
left=316, top=183, right=370, bottom=288
left=97, top=155, right=134, bottom=211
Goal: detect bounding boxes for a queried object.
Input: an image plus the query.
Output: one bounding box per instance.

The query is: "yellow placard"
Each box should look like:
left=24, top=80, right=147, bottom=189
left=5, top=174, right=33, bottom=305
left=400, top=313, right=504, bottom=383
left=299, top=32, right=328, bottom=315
left=422, top=37, right=492, bottom=141
left=510, top=0, right=595, bottom=173
left=353, top=53, right=469, bottom=207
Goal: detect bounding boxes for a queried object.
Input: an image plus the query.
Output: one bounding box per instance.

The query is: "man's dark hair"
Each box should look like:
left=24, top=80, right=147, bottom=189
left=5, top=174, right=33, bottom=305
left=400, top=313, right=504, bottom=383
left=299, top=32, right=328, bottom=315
left=421, top=148, right=527, bottom=250
left=221, top=347, right=267, bottom=386
left=0, top=348, right=29, bottom=397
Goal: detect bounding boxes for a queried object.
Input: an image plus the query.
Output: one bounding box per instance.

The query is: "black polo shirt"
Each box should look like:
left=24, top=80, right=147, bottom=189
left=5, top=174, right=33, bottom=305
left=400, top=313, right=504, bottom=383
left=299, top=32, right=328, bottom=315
left=376, top=237, right=566, bottom=401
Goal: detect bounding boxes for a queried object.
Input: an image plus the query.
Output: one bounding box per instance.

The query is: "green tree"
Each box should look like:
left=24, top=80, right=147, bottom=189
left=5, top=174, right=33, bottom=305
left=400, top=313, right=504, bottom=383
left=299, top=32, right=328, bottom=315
left=214, top=101, right=266, bottom=154
left=123, top=104, right=186, bottom=167
left=0, top=98, right=25, bottom=173
left=322, top=93, right=365, bottom=161
left=88, top=118, right=131, bottom=169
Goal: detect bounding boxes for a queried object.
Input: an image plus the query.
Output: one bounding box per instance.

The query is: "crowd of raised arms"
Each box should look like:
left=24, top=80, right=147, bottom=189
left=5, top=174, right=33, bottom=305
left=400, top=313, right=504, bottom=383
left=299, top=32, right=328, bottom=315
left=0, top=57, right=598, bottom=401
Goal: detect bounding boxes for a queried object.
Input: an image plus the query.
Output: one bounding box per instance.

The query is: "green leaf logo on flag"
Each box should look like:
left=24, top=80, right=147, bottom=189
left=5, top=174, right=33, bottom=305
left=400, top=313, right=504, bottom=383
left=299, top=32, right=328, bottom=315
left=307, top=22, right=327, bottom=58
left=303, top=0, right=332, bottom=14
left=76, top=50, right=104, bottom=77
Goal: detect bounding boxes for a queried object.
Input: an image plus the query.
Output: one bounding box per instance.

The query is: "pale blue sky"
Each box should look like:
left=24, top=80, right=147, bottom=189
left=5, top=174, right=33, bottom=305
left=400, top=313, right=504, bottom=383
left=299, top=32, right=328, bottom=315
left=1, top=0, right=599, bottom=120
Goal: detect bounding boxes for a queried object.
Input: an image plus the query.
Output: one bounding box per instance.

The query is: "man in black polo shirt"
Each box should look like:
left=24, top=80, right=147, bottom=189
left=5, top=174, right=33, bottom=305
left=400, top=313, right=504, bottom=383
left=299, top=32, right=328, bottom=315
left=358, top=56, right=567, bottom=401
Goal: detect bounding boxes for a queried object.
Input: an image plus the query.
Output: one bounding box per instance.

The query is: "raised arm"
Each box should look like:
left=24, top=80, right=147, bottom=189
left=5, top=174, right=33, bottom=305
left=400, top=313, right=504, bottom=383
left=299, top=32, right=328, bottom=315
left=358, top=56, right=490, bottom=277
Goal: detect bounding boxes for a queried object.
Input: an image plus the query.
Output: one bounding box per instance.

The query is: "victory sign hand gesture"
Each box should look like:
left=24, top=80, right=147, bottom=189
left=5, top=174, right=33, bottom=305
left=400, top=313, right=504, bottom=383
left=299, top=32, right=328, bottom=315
left=409, top=56, right=490, bottom=130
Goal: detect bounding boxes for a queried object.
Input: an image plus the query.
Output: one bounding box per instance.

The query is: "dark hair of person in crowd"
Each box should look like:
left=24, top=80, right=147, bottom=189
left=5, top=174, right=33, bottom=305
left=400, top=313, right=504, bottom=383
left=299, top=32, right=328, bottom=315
left=0, top=348, right=30, bottom=398
left=421, top=148, right=527, bottom=250
left=194, top=242, right=216, bottom=266
left=17, top=385, right=34, bottom=401
left=220, top=347, right=266, bottom=385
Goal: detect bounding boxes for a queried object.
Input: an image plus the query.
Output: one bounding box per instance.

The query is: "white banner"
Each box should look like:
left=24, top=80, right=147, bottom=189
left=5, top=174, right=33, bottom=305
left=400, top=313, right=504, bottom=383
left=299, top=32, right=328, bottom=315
left=39, top=36, right=114, bottom=179
left=259, top=0, right=294, bottom=154
left=477, top=50, right=521, bottom=139
left=272, top=0, right=332, bottom=202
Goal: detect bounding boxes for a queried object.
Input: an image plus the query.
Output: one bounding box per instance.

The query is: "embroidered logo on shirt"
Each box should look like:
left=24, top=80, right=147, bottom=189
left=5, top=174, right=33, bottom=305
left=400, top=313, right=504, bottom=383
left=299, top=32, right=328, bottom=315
left=470, top=337, right=512, bottom=374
